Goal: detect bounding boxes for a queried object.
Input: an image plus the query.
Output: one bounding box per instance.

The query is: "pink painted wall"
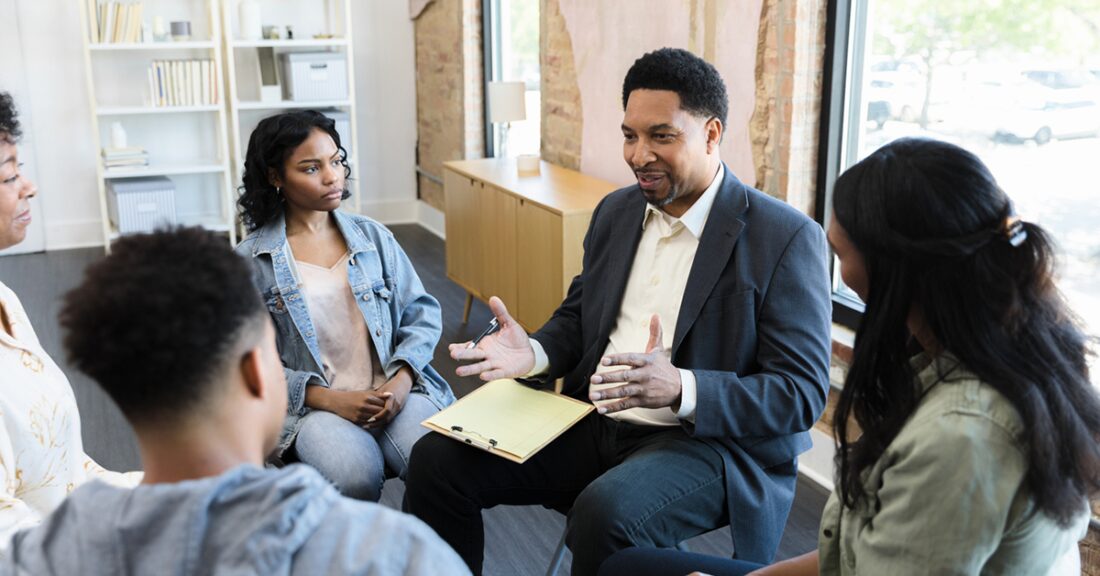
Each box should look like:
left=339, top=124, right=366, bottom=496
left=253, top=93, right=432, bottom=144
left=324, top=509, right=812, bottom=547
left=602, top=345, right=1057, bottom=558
left=558, top=0, right=762, bottom=188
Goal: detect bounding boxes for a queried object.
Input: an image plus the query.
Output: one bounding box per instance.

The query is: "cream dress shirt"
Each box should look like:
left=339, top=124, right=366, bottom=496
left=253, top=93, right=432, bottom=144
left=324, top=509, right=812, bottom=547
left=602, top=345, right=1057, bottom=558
left=0, top=281, right=141, bottom=554
left=529, top=166, right=724, bottom=426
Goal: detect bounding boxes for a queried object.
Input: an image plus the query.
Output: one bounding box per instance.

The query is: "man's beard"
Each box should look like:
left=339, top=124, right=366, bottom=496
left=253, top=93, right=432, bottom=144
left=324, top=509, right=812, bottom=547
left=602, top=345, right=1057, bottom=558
left=643, top=181, right=680, bottom=208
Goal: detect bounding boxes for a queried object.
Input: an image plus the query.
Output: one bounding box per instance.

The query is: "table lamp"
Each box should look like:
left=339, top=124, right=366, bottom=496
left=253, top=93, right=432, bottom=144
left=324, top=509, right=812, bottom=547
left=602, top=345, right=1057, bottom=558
left=488, top=81, right=526, bottom=158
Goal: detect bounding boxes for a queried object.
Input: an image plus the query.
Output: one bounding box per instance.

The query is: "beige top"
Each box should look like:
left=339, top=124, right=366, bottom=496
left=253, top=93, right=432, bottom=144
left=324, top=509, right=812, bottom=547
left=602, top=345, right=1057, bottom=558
left=818, top=352, right=1088, bottom=575
left=0, top=281, right=141, bottom=554
left=297, top=253, right=385, bottom=392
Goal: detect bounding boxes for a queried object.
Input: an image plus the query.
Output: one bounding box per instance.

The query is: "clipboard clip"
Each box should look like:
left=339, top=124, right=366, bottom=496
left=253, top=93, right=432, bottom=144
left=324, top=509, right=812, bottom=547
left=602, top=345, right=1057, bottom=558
left=449, top=425, right=498, bottom=451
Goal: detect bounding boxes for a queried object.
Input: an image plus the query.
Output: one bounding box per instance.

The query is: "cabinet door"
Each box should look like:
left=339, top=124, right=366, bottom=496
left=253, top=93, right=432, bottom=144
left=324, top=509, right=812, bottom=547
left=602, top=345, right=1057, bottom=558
left=477, top=185, right=517, bottom=307
left=443, top=169, right=479, bottom=291
left=516, top=200, right=563, bottom=331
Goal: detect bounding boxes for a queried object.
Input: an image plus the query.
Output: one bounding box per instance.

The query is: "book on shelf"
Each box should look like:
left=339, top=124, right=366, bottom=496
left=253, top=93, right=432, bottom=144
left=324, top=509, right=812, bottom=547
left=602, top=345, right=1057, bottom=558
left=91, top=1, right=145, bottom=44
left=102, top=146, right=149, bottom=169
left=148, top=59, right=217, bottom=108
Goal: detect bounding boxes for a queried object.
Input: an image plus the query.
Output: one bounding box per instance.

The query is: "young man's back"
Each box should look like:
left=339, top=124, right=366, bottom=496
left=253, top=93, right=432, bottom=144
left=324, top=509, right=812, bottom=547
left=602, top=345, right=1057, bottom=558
left=0, top=227, right=469, bottom=576
left=3, top=464, right=466, bottom=575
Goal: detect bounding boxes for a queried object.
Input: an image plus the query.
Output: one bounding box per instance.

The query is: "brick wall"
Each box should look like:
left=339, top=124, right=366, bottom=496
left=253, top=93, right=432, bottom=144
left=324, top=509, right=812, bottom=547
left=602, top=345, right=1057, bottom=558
left=1086, top=519, right=1100, bottom=575
left=751, top=0, right=828, bottom=211
left=414, top=0, right=483, bottom=211
left=538, top=0, right=582, bottom=170
left=462, top=0, right=485, bottom=160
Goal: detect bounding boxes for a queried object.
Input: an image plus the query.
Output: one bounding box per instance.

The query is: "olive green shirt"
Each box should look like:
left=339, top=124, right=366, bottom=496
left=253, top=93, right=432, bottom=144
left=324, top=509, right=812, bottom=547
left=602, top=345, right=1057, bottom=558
left=818, top=353, right=1087, bottom=575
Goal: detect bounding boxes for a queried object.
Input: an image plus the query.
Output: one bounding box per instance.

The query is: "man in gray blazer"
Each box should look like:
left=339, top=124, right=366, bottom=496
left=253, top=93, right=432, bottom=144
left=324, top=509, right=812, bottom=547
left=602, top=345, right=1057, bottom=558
left=405, top=47, right=832, bottom=576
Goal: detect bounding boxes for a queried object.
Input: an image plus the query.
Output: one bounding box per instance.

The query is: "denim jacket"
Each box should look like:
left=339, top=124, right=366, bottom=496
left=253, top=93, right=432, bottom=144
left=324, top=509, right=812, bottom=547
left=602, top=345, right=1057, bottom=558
left=235, top=210, right=456, bottom=454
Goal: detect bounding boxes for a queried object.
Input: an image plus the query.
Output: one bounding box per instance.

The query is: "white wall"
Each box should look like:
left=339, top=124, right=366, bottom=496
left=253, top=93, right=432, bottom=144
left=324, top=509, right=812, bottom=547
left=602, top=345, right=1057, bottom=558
left=0, top=0, right=420, bottom=251
left=350, top=0, right=421, bottom=225
left=1, top=1, right=103, bottom=251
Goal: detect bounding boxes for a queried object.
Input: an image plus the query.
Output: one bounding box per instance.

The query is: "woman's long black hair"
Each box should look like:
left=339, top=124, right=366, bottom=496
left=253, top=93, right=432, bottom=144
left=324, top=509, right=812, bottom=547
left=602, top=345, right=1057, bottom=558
left=832, top=137, right=1099, bottom=526
left=237, top=110, right=351, bottom=232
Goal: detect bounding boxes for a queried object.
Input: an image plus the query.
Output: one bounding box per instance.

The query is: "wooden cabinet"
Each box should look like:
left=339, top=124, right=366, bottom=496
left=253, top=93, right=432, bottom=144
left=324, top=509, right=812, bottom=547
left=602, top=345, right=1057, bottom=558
left=443, top=158, right=616, bottom=331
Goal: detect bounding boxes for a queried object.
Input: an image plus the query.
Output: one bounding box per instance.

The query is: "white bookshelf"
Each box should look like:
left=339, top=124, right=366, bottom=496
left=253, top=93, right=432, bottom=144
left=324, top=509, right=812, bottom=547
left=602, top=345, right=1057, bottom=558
left=229, top=38, right=349, bottom=49
left=96, top=104, right=223, bottom=115
left=102, top=162, right=227, bottom=179
left=78, top=0, right=236, bottom=251
left=88, top=40, right=217, bottom=51
left=235, top=99, right=351, bottom=111
left=221, top=0, right=360, bottom=213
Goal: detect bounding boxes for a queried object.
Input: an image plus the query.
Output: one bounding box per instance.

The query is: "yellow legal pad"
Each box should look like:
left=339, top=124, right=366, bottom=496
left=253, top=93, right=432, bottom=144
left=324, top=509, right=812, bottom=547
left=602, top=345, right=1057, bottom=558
left=422, top=379, right=594, bottom=464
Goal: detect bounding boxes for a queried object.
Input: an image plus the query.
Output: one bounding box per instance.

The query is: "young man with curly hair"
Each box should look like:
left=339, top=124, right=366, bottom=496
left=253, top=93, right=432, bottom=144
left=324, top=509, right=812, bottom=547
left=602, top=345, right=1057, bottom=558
left=1, top=227, right=469, bottom=575
left=405, top=48, right=833, bottom=575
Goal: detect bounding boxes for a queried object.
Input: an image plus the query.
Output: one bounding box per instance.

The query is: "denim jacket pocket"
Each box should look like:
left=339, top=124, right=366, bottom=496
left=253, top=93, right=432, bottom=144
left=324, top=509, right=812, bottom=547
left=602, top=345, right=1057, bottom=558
left=371, top=279, right=392, bottom=302
left=265, top=289, right=289, bottom=315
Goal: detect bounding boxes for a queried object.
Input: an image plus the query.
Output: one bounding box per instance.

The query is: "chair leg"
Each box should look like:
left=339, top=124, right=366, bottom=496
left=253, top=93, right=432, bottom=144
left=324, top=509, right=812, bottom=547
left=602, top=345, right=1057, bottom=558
left=545, top=530, right=568, bottom=576
left=462, top=293, right=473, bottom=324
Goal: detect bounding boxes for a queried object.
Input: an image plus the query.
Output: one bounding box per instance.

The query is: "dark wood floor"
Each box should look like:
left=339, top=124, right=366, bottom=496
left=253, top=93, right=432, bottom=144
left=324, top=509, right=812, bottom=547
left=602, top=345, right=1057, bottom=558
left=0, top=224, right=827, bottom=575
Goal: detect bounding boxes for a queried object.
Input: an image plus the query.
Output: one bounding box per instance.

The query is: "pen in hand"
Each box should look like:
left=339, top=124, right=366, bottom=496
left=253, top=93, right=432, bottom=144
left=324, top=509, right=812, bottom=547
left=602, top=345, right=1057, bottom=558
left=466, top=317, right=500, bottom=349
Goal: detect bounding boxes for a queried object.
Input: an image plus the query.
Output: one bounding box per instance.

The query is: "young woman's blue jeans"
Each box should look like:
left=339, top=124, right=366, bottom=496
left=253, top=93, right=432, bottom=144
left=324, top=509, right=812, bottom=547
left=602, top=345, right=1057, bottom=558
left=293, top=391, right=438, bottom=501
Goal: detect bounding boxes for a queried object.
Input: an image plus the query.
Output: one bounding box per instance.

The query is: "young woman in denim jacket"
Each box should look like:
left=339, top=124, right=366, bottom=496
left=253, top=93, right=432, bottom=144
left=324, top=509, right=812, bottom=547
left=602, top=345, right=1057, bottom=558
left=235, top=111, right=454, bottom=501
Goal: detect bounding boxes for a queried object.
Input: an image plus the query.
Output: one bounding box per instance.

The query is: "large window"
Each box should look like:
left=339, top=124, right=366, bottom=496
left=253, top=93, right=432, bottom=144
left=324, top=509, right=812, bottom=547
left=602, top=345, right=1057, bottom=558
left=820, top=0, right=1100, bottom=383
left=484, top=0, right=540, bottom=157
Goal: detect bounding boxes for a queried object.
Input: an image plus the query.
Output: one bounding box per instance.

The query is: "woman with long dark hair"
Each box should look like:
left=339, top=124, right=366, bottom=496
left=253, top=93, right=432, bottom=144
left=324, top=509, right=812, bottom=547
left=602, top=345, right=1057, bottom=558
left=600, top=138, right=1098, bottom=575
left=235, top=110, right=454, bottom=502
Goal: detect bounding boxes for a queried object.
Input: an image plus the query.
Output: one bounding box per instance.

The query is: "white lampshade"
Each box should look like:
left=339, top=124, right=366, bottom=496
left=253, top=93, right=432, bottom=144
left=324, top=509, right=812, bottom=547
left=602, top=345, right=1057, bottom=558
left=488, top=81, right=527, bottom=124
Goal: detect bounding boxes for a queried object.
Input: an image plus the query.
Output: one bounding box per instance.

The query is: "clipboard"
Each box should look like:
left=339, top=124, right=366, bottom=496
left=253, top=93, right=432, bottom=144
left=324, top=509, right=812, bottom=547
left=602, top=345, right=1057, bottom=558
left=422, top=379, right=594, bottom=464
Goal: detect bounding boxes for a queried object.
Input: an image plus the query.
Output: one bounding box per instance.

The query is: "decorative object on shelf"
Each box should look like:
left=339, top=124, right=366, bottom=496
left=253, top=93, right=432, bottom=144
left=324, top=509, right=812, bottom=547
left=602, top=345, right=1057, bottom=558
left=110, top=122, right=128, bottom=149
left=257, top=48, right=282, bottom=103
left=517, top=154, right=540, bottom=175
left=488, top=81, right=527, bottom=158
left=106, top=176, right=177, bottom=235
left=152, top=16, right=168, bottom=42
left=263, top=25, right=281, bottom=40
left=141, top=21, right=152, bottom=43
left=286, top=26, right=294, bottom=40
left=170, top=21, right=192, bottom=41
left=280, top=52, right=348, bottom=101
left=238, top=0, right=261, bottom=40
left=102, top=147, right=150, bottom=170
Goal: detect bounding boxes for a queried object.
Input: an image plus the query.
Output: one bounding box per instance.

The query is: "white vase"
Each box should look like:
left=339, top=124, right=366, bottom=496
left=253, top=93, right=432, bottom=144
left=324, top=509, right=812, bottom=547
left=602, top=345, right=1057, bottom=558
left=110, top=122, right=127, bottom=149
left=239, top=0, right=261, bottom=41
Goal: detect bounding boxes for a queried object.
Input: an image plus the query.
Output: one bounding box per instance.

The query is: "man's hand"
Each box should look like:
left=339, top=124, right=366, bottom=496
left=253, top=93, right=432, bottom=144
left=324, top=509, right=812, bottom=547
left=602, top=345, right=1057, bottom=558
left=365, top=365, right=414, bottom=429
left=449, top=296, right=535, bottom=381
left=589, top=314, right=682, bottom=414
left=307, top=387, right=391, bottom=427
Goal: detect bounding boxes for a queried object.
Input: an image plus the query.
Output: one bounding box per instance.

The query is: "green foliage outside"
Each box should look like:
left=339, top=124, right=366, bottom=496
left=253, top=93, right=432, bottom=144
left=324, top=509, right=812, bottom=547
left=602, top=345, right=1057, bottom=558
left=871, top=0, right=1100, bottom=127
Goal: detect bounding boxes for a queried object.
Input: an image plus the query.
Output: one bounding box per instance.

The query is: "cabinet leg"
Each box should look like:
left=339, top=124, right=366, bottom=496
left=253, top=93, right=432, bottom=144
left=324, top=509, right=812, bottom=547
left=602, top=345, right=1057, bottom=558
left=462, top=293, right=473, bottom=324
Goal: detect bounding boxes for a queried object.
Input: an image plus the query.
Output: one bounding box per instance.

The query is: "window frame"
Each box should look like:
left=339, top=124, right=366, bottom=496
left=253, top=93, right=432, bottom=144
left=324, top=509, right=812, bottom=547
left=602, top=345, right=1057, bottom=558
left=481, top=0, right=500, bottom=158
left=816, top=0, right=868, bottom=329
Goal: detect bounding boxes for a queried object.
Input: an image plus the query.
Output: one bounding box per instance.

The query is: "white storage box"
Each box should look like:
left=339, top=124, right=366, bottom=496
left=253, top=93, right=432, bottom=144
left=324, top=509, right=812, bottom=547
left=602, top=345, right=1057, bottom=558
left=107, top=176, right=177, bottom=235
left=321, top=109, right=351, bottom=155
left=280, top=52, right=348, bottom=101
